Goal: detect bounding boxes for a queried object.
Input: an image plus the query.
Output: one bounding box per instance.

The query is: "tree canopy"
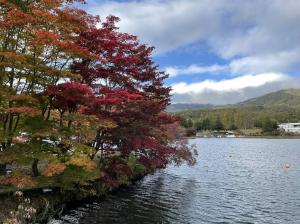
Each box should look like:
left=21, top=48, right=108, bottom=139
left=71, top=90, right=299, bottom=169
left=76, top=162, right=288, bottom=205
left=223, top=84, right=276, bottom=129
left=0, top=0, right=196, bottom=188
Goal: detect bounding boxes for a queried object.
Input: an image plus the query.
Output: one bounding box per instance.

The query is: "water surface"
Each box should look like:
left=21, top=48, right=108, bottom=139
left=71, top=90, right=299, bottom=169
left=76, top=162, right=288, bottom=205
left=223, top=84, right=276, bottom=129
left=53, top=138, right=300, bottom=224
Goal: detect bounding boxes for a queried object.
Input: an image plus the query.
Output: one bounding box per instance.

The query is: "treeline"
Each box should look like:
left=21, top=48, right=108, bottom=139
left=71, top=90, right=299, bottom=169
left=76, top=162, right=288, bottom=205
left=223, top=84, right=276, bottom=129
left=177, top=106, right=300, bottom=133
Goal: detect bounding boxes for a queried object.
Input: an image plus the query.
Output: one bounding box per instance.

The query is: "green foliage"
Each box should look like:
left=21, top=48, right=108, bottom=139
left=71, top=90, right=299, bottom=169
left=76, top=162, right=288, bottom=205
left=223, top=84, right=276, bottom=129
left=262, top=118, right=278, bottom=133
left=229, top=123, right=238, bottom=130
left=194, top=118, right=212, bottom=131
left=174, top=89, right=300, bottom=135
left=213, top=116, right=224, bottom=131
left=22, top=117, right=55, bottom=137
left=201, top=118, right=212, bottom=130
left=0, top=142, right=57, bottom=166
left=127, top=154, right=147, bottom=176
left=237, top=89, right=300, bottom=108
left=55, top=166, right=99, bottom=191
left=176, top=105, right=300, bottom=132
left=180, top=118, right=193, bottom=128
left=72, top=144, right=96, bottom=158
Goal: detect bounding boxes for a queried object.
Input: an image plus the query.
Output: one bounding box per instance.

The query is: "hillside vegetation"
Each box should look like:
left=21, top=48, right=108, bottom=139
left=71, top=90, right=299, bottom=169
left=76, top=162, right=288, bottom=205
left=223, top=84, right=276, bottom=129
left=176, top=89, right=300, bottom=133
left=236, top=89, right=300, bottom=108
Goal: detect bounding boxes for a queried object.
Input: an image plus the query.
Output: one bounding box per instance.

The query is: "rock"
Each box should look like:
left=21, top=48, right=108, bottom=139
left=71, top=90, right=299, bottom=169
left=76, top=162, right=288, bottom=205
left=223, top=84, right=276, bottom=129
left=42, top=188, right=53, bottom=193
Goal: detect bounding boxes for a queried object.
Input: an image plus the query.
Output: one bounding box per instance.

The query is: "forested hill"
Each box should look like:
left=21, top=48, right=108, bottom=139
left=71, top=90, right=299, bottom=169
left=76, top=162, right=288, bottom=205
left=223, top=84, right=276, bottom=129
left=174, top=89, right=300, bottom=131
left=169, top=89, right=300, bottom=112
left=236, top=89, right=300, bottom=108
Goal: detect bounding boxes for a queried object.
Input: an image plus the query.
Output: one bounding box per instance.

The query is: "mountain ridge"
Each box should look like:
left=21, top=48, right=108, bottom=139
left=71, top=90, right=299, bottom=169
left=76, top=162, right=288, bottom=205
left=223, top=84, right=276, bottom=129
left=167, top=103, right=214, bottom=112
left=235, top=88, right=300, bottom=108
left=168, top=89, right=300, bottom=112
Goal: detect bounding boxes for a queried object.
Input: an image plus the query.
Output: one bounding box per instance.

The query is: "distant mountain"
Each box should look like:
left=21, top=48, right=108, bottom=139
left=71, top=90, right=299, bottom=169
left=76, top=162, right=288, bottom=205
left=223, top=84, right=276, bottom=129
left=175, top=89, right=300, bottom=131
left=167, top=103, right=214, bottom=112
left=168, top=89, right=300, bottom=112
left=236, top=89, right=300, bottom=108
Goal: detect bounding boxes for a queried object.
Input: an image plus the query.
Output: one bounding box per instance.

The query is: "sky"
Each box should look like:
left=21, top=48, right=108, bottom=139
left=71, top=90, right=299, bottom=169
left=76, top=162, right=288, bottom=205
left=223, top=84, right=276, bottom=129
left=82, top=0, right=300, bottom=105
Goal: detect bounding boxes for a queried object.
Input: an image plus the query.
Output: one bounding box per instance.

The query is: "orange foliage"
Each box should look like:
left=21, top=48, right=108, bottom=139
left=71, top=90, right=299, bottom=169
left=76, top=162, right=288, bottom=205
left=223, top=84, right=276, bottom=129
left=6, top=8, right=37, bottom=27
left=40, top=0, right=63, bottom=8
left=42, top=163, right=66, bottom=177
left=9, top=94, right=38, bottom=104
left=0, top=51, right=27, bottom=62
left=0, top=176, right=36, bottom=188
left=67, top=157, right=96, bottom=172
left=31, top=7, right=56, bottom=21
left=31, top=30, right=60, bottom=46
left=5, top=107, right=38, bottom=117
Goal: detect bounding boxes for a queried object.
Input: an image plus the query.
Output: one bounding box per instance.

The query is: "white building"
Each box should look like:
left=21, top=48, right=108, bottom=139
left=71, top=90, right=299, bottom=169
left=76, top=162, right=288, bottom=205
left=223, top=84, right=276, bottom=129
left=278, top=123, right=300, bottom=133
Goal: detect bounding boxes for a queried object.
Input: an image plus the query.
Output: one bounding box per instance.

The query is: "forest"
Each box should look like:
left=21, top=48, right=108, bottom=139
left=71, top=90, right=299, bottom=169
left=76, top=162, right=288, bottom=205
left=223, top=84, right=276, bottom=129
left=0, top=1, right=196, bottom=218
left=177, top=105, right=300, bottom=135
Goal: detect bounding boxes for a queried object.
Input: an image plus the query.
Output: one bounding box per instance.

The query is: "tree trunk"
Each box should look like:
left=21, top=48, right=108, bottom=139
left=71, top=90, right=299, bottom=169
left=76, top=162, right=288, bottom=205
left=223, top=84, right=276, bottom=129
left=32, top=159, right=39, bottom=177
left=67, top=120, right=72, bottom=128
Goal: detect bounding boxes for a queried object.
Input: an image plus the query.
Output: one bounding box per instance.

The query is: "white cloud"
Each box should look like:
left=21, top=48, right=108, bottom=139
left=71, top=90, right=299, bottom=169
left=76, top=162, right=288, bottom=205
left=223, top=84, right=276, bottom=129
left=87, top=0, right=300, bottom=75
left=165, top=64, right=227, bottom=77
left=229, top=49, right=300, bottom=75
left=165, top=49, right=300, bottom=78
left=87, top=0, right=300, bottom=55
left=210, top=1, right=300, bottom=59
left=172, top=76, right=300, bottom=105
left=85, top=0, right=300, bottom=104
left=171, top=73, right=286, bottom=94
left=86, top=0, right=226, bottom=54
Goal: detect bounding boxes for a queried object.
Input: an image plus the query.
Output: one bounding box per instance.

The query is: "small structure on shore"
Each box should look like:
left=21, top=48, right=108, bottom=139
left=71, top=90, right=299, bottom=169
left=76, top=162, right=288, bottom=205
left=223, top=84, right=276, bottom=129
left=278, top=123, right=300, bottom=133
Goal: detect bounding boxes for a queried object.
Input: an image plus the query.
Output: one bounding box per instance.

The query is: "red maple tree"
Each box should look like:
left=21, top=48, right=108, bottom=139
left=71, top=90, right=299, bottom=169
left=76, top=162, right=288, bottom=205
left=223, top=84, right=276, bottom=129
left=0, top=1, right=196, bottom=188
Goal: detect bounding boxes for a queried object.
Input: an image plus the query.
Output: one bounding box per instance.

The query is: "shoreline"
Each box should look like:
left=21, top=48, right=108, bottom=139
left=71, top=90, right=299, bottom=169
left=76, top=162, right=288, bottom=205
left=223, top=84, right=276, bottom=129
left=1, top=136, right=299, bottom=222
left=0, top=172, right=150, bottom=223
left=186, top=135, right=300, bottom=140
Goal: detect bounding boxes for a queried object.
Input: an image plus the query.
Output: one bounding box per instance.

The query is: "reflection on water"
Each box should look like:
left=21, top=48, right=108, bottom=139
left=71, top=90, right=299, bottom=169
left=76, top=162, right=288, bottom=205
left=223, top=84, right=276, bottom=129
left=52, top=138, right=300, bottom=224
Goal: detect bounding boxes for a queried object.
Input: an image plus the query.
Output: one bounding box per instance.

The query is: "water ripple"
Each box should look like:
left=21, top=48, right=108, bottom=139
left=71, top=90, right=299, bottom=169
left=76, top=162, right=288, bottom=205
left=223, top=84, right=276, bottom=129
left=53, top=139, right=300, bottom=224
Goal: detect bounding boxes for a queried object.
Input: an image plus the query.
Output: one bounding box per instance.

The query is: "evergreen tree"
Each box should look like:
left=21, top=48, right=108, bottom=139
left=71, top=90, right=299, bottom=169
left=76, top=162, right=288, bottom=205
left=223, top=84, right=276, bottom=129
left=202, top=118, right=211, bottom=130
left=262, top=118, right=278, bottom=133
left=214, top=116, right=224, bottom=131
left=229, top=123, right=238, bottom=130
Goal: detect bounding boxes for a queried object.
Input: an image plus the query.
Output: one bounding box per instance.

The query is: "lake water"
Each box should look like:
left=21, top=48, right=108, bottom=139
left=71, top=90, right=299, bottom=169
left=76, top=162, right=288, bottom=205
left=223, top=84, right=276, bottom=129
left=52, top=138, right=300, bottom=224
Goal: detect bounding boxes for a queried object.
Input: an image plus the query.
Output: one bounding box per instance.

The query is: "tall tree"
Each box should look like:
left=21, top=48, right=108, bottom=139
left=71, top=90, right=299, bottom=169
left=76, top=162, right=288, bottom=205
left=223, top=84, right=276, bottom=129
left=0, top=0, right=99, bottom=149
left=214, top=116, right=224, bottom=131
left=71, top=16, right=196, bottom=183
left=0, top=3, right=196, bottom=188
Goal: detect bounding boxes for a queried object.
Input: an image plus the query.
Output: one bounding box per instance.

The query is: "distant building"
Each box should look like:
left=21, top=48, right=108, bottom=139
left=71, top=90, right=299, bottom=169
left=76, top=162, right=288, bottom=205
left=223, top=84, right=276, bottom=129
left=278, top=123, right=300, bottom=133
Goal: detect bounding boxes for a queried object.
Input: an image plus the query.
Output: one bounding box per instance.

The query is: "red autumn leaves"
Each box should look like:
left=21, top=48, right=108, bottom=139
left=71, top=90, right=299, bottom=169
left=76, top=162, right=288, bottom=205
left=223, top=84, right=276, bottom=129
left=0, top=0, right=196, bottom=187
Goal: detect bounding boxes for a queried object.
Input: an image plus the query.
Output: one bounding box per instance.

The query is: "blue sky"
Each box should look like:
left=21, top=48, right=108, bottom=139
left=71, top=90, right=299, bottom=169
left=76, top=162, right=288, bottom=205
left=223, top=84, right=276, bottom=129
left=82, top=0, right=300, bottom=104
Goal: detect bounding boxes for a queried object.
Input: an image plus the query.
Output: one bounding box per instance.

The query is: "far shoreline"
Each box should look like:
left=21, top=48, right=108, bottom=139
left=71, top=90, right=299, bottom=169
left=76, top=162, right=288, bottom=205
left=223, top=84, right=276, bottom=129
left=185, top=135, right=300, bottom=140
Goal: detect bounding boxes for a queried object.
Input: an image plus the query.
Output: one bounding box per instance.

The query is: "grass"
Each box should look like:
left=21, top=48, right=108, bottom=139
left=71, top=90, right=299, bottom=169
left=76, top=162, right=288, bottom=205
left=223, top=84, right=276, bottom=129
left=238, top=128, right=263, bottom=136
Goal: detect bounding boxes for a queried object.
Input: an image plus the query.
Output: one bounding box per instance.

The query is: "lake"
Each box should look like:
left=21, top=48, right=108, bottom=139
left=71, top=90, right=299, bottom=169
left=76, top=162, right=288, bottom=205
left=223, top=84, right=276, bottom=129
left=52, top=138, right=300, bottom=224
